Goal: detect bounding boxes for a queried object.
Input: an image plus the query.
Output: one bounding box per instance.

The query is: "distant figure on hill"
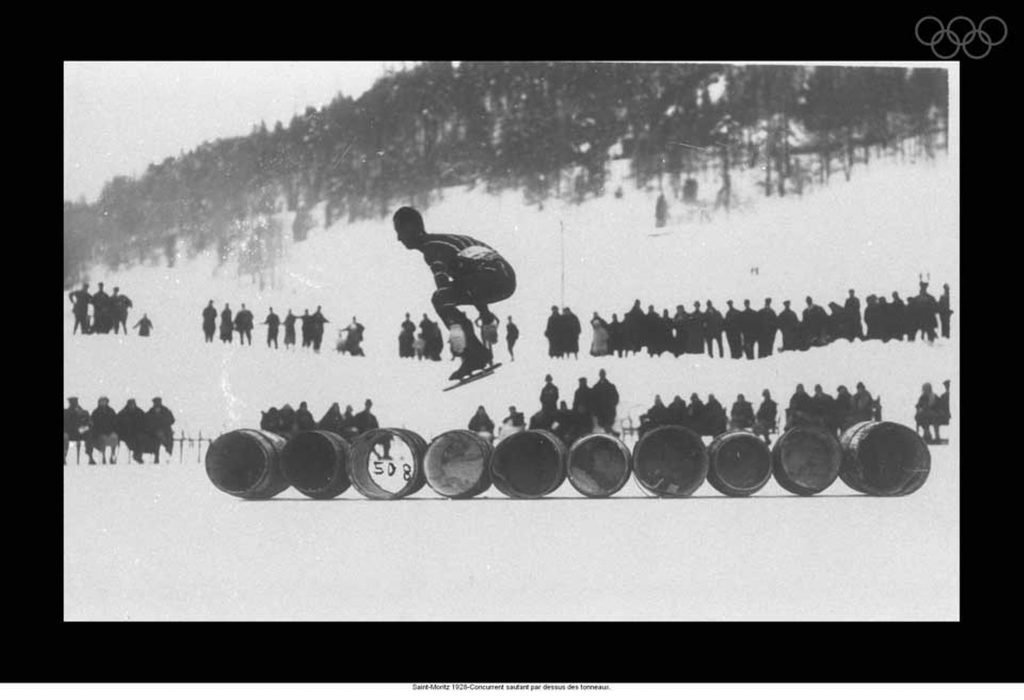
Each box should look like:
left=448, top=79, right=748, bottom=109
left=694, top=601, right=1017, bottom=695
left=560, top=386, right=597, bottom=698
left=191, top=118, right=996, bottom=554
left=399, top=313, right=416, bottom=358
left=111, top=287, right=133, bottom=335
left=311, top=306, right=330, bottom=352
left=92, top=282, right=112, bottom=334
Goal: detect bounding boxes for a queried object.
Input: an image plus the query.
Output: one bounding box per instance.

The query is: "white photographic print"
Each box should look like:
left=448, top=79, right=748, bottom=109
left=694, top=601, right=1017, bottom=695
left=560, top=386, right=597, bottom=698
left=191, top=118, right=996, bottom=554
left=63, top=60, right=958, bottom=621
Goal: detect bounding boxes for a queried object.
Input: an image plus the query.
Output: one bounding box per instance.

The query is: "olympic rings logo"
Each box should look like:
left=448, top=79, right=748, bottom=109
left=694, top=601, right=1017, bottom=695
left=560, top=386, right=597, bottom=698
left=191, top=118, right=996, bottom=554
left=915, top=16, right=1008, bottom=59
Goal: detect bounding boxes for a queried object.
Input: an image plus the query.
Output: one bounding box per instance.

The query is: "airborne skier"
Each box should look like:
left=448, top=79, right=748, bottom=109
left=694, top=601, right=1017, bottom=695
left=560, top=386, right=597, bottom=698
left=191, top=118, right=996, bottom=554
left=392, top=206, right=517, bottom=381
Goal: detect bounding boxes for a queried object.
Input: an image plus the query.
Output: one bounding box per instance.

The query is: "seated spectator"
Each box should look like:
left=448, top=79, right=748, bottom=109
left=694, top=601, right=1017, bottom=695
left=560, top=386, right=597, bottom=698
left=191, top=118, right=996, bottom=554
left=278, top=404, right=297, bottom=439
left=340, top=405, right=359, bottom=440
left=641, top=395, right=670, bottom=436
left=529, top=403, right=558, bottom=431
left=811, top=384, right=838, bottom=433
left=468, top=406, right=495, bottom=438
left=704, top=394, right=728, bottom=436
left=754, top=390, right=778, bottom=445
left=498, top=405, right=526, bottom=441
left=937, top=380, right=951, bottom=426
left=139, top=397, right=175, bottom=464
left=88, top=396, right=119, bottom=465
left=318, top=403, right=345, bottom=436
left=261, top=407, right=282, bottom=435
left=786, top=384, right=816, bottom=429
left=729, top=394, right=755, bottom=431
left=666, top=395, right=688, bottom=426
left=851, top=382, right=875, bottom=424
left=835, top=385, right=854, bottom=431
left=686, top=394, right=706, bottom=433
left=295, top=401, right=316, bottom=432
left=117, top=399, right=145, bottom=464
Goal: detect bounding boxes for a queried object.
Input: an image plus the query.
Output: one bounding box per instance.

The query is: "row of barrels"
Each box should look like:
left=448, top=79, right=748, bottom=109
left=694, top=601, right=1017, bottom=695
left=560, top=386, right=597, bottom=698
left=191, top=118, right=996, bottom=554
left=205, top=421, right=930, bottom=500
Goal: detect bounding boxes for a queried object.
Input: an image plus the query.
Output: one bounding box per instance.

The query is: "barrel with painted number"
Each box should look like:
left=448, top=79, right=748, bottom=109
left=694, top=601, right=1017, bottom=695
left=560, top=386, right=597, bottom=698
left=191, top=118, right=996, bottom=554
left=490, top=429, right=567, bottom=498
left=839, top=421, right=931, bottom=496
left=567, top=433, right=632, bottom=498
left=348, top=428, right=427, bottom=500
left=632, top=426, right=708, bottom=497
left=205, top=429, right=290, bottom=500
left=424, top=430, right=493, bottom=499
left=707, top=430, right=773, bottom=497
left=771, top=426, right=842, bottom=496
left=280, top=430, right=353, bottom=499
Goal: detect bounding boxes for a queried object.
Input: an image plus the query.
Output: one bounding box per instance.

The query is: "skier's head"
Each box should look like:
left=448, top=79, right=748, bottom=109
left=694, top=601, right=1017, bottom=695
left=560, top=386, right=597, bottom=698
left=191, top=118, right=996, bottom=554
left=393, top=207, right=425, bottom=248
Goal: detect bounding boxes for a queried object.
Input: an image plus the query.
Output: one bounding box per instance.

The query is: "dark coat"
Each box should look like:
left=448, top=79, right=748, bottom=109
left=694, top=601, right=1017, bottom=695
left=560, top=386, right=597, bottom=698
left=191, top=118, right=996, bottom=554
left=354, top=409, right=379, bottom=434
left=540, top=383, right=559, bottom=410
left=295, top=407, right=316, bottom=431
left=468, top=413, right=495, bottom=434
left=91, top=405, right=117, bottom=435
left=116, top=404, right=145, bottom=444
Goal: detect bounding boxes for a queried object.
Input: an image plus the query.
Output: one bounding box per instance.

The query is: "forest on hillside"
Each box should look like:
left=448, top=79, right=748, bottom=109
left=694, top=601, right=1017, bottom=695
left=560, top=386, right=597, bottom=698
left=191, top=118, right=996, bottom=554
left=63, top=62, right=948, bottom=288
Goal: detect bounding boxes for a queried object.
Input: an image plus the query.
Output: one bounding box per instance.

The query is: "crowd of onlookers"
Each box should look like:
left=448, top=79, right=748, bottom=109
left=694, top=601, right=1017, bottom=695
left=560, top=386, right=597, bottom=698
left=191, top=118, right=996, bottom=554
left=546, top=281, right=951, bottom=360
left=201, top=301, right=367, bottom=355
left=63, top=396, right=176, bottom=464
left=68, top=282, right=152, bottom=336
left=258, top=399, right=380, bottom=440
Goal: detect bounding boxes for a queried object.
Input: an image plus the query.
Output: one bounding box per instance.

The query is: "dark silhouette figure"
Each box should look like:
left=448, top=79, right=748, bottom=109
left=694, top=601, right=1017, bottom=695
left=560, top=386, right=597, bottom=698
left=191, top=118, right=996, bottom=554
left=133, top=314, right=153, bottom=337
left=540, top=374, right=559, bottom=412
left=399, top=313, right=416, bottom=358
left=220, top=304, right=233, bottom=343
left=938, top=284, right=952, bottom=339
left=264, top=308, right=281, bottom=348
left=757, top=298, right=777, bottom=357
left=202, top=301, right=217, bottom=342
left=506, top=316, right=519, bottom=361
left=468, top=406, right=495, bottom=436
left=69, top=283, right=92, bottom=335
left=283, top=310, right=297, bottom=348
left=590, top=369, right=620, bottom=433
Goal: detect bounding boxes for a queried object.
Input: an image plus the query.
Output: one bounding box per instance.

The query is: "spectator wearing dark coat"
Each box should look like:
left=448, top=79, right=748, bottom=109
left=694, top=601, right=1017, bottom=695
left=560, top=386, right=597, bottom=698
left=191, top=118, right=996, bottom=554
left=787, top=384, right=815, bottom=429
left=141, top=397, right=175, bottom=464
left=540, top=375, right=559, bottom=412
left=295, top=401, right=316, bottom=431
left=544, top=306, right=562, bottom=358
left=757, top=298, right=778, bottom=357
left=277, top=404, right=297, bottom=438
left=116, top=399, right=145, bottom=463
left=777, top=300, right=800, bottom=351
left=563, top=307, right=581, bottom=359
left=852, top=382, right=875, bottom=424
left=863, top=296, right=879, bottom=340
left=261, top=407, right=282, bottom=435
left=644, top=305, right=662, bottom=356
left=468, top=406, right=495, bottom=436
left=685, top=302, right=705, bottom=354
left=264, top=308, right=281, bottom=348
left=915, top=383, right=943, bottom=442
left=220, top=304, right=234, bottom=343
left=111, top=287, right=133, bottom=335
left=133, top=314, right=153, bottom=337
left=202, top=301, right=217, bottom=342
left=300, top=309, right=313, bottom=348
left=310, top=306, right=330, bottom=352
left=234, top=304, right=254, bottom=345
left=590, top=369, right=620, bottom=433
left=913, top=282, right=939, bottom=342
left=353, top=400, right=379, bottom=434
left=835, top=385, right=854, bottom=430
left=844, top=290, right=862, bottom=340
left=608, top=314, right=625, bottom=358
left=754, top=390, right=778, bottom=445
left=283, top=310, right=298, bottom=348
left=890, top=292, right=907, bottom=341
left=811, top=384, right=839, bottom=434
left=506, top=316, right=519, bottom=361
left=729, top=394, right=755, bottom=430
left=687, top=394, right=706, bottom=433
left=318, top=403, right=345, bottom=436
left=399, top=313, right=416, bottom=358
left=88, top=396, right=119, bottom=465
left=92, top=282, right=112, bottom=334
left=667, top=396, right=688, bottom=426
left=340, top=405, right=359, bottom=440
left=724, top=300, right=743, bottom=358
left=642, top=395, right=670, bottom=435
left=704, top=301, right=724, bottom=358
left=938, top=285, right=952, bottom=339
left=69, top=283, right=92, bottom=335
left=739, top=300, right=759, bottom=359
left=704, top=394, right=728, bottom=436
left=624, top=300, right=645, bottom=355
left=670, top=305, right=688, bottom=357
left=64, top=397, right=91, bottom=446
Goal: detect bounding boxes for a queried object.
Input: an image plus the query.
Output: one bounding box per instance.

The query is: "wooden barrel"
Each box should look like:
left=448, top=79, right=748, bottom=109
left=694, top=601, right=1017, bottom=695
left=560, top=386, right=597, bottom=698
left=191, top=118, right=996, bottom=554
left=632, top=426, right=708, bottom=497
left=839, top=421, right=931, bottom=496
left=424, top=430, right=493, bottom=499
left=771, top=426, right=841, bottom=496
left=490, top=429, right=567, bottom=498
left=280, top=430, right=352, bottom=499
left=707, top=430, right=773, bottom=497
left=348, top=428, right=427, bottom=500
left=567, top=433, right=632, bottom=498
left=205, top=429, right=290, bottom=500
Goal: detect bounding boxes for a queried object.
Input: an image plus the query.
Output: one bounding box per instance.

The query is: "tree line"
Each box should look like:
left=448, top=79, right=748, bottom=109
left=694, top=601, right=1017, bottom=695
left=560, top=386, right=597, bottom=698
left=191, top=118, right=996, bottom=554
left=63, top=63, right=948, bottom=288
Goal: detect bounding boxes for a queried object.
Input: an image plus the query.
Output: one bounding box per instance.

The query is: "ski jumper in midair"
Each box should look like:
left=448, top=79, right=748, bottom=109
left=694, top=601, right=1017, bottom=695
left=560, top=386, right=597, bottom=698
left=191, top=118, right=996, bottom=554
left=393, top=206, right=516, bottom=380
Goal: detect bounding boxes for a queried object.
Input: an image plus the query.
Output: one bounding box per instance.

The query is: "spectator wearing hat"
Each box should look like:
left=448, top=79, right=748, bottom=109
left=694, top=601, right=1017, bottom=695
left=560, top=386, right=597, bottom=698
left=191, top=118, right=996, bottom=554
left=88, top=397, right=119, bottom=465
left=142, top=398, right=175, bottom=464
left=117, top=399, right=146, bottom=463
left=754, top=390, right=778, bottom=445
left=64, top=397, right=90, bottom=464
left=729, top=394, right=755, bottom=431
left=540, top=375, right=559, bottom=412
left=498, top=405, right=525, bottom=441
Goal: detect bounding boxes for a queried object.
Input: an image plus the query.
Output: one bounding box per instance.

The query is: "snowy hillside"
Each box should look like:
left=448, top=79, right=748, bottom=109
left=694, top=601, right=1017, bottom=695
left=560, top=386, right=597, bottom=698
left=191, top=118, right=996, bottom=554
left=63, top=150, right=958, bottom=440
